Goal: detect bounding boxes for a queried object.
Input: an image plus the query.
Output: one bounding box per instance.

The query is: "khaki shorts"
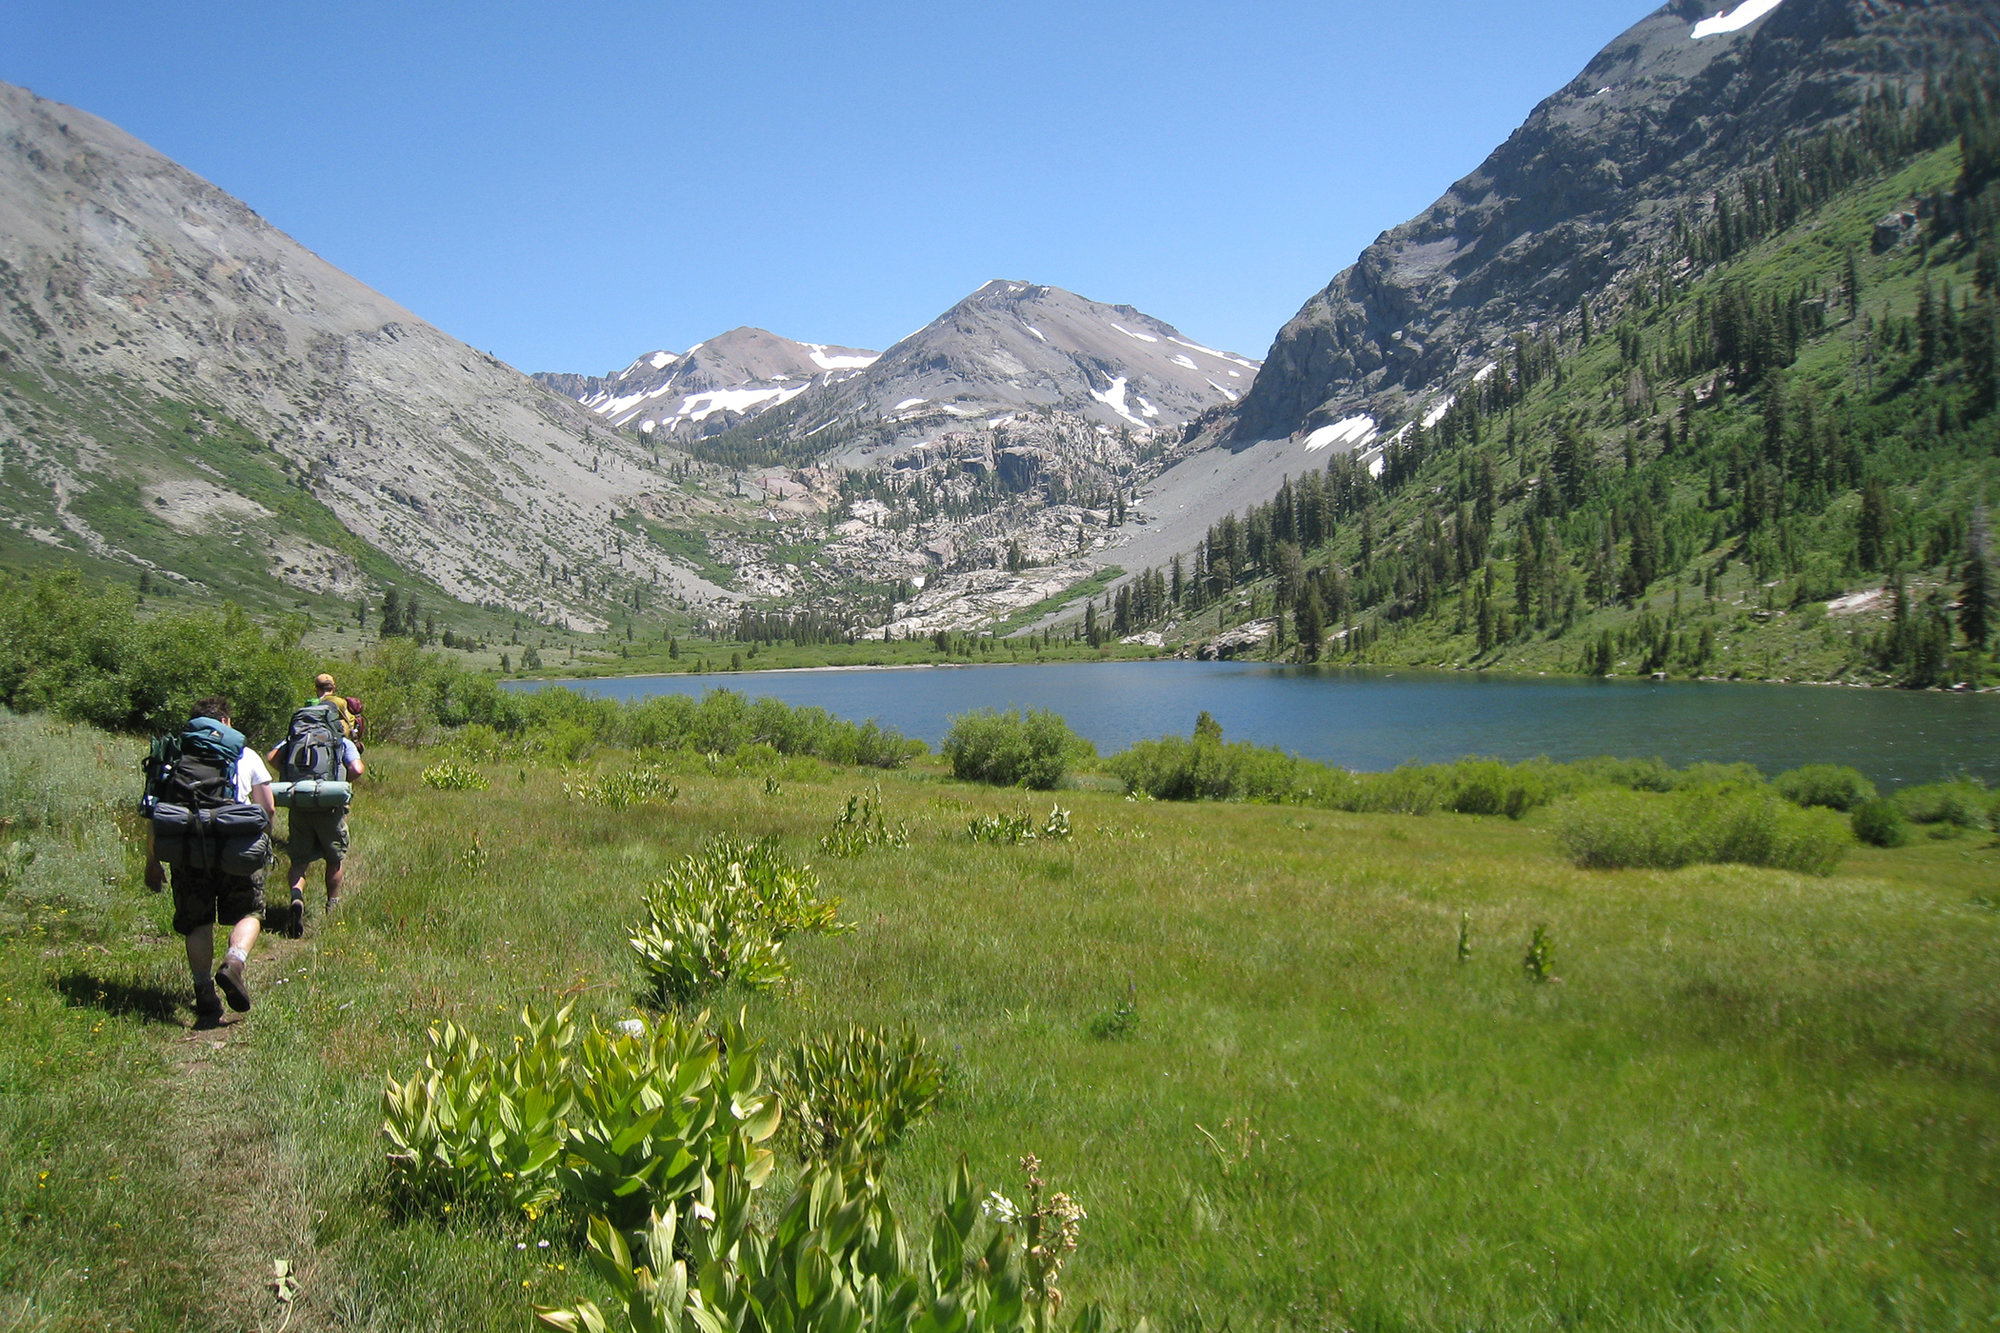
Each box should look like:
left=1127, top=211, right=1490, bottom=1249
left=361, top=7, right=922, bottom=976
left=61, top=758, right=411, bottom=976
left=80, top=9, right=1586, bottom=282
left=285, top=808, right=350, bottom=867
left=171, top=863, right=266, bottom=935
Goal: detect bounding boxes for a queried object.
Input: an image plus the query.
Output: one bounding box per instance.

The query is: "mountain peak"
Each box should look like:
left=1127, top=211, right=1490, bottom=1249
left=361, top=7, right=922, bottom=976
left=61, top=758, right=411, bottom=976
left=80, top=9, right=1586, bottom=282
left=545, top=280, right=1260, bottom=461
left=1230, top=0, right=2000, bottom=445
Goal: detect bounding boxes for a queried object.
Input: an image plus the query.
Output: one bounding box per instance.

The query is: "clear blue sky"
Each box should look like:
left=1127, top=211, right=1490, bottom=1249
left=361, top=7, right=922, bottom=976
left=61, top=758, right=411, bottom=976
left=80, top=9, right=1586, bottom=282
left=6, top=1, right=1654, bottom=375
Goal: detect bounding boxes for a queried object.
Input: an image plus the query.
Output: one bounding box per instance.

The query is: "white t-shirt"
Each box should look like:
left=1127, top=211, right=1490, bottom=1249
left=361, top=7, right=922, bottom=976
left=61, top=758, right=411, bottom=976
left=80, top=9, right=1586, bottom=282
left=234, top=749, right=274, bottom=802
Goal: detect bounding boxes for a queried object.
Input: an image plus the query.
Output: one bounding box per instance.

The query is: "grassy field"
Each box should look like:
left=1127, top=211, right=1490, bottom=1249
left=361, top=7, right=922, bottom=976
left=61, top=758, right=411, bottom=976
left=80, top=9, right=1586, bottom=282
left=2, top=713, right=1997, bottom=1330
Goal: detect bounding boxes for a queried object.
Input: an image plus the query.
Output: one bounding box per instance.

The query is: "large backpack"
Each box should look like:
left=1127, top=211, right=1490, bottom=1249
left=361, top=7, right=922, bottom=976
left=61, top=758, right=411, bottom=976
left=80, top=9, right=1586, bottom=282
left=279, top=701, right=344, bottom=782
left=144, top=717, right=269, bottom=876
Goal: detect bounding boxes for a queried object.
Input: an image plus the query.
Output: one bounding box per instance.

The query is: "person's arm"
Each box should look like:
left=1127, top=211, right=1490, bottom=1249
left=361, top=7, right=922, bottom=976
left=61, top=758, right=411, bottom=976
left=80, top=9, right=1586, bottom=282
left=266, top=743, right=282, bottom=765
left=344, top=739, right=365, bottom=780
left=241, top=750, right=277, bottom=821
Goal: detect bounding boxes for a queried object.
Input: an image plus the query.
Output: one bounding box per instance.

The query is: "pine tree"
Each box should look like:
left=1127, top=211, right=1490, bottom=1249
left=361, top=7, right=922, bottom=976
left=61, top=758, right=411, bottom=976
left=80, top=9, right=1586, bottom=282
left=1296, top=589, right=1326, bottom=661
left=1961, top=508, right=1993, bottom=649
left=1857, top=481, right=1893, bottom=571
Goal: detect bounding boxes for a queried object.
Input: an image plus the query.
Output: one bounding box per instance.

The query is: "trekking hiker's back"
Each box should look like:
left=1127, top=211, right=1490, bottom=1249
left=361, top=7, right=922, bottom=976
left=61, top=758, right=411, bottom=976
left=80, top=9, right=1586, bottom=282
left=142, top=696, right=276, bottom=1025
left=268, top=685, right=365, bottom=938
left=278, top=700, right=345, bottom=783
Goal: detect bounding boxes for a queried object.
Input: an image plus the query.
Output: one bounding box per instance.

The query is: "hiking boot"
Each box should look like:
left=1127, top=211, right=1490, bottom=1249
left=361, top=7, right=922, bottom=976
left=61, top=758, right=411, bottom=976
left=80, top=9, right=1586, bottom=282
left=193, top=988, right=224, bottom=1027
left=215, top=957, right=251, bottom=1013
left=285, top=895, right=305, bottom=939
left=324, top=888, right=341, bottom=914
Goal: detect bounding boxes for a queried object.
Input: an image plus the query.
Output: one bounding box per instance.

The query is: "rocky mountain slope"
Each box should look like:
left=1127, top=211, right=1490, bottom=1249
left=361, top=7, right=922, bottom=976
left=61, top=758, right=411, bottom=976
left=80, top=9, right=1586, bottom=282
left=604, top=280, right=1260, bottom=470
left=528, top=283, right=1264, bottom=637
left=532, top=327, right=878, bottom=439
left=1229, top=0, right=2000, bottom=448
left=0, top=80, right=722, bottom=631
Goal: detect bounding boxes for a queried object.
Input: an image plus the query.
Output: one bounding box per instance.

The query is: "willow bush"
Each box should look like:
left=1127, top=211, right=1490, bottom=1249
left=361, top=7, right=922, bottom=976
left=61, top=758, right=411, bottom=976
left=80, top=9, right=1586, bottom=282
left=1552, top=786, right=1851, bottom=875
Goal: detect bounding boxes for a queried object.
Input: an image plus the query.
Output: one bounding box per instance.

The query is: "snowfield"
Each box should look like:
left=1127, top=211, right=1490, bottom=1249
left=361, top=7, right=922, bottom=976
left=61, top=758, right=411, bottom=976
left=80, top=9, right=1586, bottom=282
left=1303, top=415, right=1378, bottom=453
left=1691, top=0, right=1783, bottom=40
left=680, top=384, right=808, bottom=422
left=808, top=344, right=877, bottom=370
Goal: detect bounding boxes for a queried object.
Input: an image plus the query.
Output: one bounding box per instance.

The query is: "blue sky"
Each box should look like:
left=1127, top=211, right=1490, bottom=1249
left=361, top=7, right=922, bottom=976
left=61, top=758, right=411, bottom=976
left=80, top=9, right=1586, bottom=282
left=7, top=1, right=1654, bottom=375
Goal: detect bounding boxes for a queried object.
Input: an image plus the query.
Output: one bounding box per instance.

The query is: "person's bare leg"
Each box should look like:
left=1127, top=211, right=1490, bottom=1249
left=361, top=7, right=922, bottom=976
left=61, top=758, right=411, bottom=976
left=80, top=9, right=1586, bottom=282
left=214, top=915, right=260, bottom=1012
left=228, top=916, right=261, bottom=955
left=326, top=859, right=343, bottom=905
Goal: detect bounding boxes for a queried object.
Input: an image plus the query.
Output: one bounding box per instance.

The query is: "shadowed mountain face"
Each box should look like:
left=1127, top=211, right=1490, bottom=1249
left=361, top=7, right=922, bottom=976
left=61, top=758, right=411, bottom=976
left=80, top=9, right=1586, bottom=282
left=0, top=80, right=716, bottom=627
left=1231, top=0, right=2000, bottom=445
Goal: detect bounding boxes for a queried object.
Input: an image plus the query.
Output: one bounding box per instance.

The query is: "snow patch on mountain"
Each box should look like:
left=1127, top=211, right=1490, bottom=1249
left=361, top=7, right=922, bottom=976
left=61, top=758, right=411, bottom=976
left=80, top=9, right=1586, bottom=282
left=1090, top=376, right=1146, bottom=428
left=1108, top=321, right=1159, bottom=344
left=808, top=344, right=877, bottom=370
left=1691, top=0, right=1783, bottom=40
left=1168, top=337, right=1260, bottom=371
left=1303, top=415, right=1378, bottom=453
left=682, top=385, right=808, bottom=422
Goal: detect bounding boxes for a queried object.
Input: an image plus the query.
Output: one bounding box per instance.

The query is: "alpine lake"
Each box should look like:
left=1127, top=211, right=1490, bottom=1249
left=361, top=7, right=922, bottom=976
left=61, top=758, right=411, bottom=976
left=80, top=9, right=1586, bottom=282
left=513, top=661, right=2000, bottom=790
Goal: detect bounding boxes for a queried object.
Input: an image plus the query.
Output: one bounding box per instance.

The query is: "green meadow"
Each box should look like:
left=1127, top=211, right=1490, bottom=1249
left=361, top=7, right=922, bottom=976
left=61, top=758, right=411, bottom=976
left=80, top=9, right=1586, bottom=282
left=1, top=709, right=1997, bottom=1331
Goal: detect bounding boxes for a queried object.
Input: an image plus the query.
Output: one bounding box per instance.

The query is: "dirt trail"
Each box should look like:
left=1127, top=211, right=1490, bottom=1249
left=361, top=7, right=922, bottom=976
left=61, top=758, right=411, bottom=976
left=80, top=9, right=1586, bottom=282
left=157, top=862, right=362, bottom=1332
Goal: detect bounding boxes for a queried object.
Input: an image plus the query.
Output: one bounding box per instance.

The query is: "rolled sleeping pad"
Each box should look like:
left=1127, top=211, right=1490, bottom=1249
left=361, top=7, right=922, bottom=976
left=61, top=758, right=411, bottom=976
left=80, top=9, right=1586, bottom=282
left=272, top=779, right=353, bottom=810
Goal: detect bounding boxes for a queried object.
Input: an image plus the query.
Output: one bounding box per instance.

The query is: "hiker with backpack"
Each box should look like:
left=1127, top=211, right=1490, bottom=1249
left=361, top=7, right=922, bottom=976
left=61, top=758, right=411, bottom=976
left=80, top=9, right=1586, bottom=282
left=141, top=696, right=276, bottom=1025
left=267, top=678, right=365, bottom=938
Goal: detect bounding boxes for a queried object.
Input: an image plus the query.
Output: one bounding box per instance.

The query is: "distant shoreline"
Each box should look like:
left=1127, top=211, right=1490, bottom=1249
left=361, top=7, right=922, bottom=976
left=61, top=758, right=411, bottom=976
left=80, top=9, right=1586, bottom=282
left=504, top=659, right=1997, bottom=692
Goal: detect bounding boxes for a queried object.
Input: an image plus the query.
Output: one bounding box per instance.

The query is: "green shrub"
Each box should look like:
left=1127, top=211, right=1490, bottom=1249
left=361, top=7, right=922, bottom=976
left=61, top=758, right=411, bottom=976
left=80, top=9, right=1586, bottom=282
left=563, top=765, right=678, bottom=810
left=1346, top=764, right=1447, bottom=815
left=1574, top=756, right=1680, bottom=792
left=629, top=836, right=849, bottom=1005
left=942, top=708, right=1092, bottom=789
left=420, top=760, right=490, bottom=791
left=774, top=1025, right=947, bottom=1161
left=615, top=690, right=919, bottom=768
left=1111, top=727, right=1587, bottom=818
left=1109, top=732, right=1322, bottom=803
left=537, top=1157, right=1138, bottom=1333
left=1670, top=761, right=1769, bottom=791
left=342, top=635, right=523, bottom=743
left=0, top=571, right=308, bottom=740
left=818, top=785, right=908, bottom=856
left=1443, top=759, right=1552, bottom=819
left=1851, top=799, right=1910, bottom=847
left=1773, top=764, right=1878, bottom=811
left=1553, top=787, right=1851, bottom=875
left=380, top=1005, right=779, bottom=1230
left=1893, top=780, right=1993, bottom=828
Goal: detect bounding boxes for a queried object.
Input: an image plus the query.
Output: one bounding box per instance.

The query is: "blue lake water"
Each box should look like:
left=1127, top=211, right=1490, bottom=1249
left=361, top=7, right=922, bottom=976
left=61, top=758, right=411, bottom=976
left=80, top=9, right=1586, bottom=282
left=512, top=662, right=2000, bottom=790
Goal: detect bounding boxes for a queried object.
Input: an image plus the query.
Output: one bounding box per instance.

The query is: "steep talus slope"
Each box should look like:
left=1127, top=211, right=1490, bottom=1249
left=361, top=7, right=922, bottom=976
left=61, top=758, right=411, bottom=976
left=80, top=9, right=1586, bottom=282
left=533, top=328, right=878, bottom=438
left=0, top=81, right=721, bottom=628
left=1233, top=0, right=2000, bottom=445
